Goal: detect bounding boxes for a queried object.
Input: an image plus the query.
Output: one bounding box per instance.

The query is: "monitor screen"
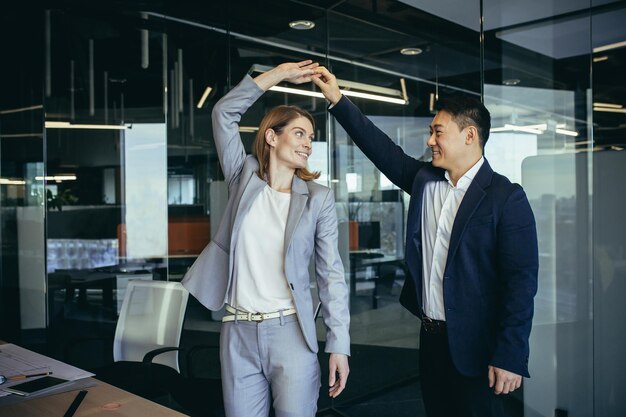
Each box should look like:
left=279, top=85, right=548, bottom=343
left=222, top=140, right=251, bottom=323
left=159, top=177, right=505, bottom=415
left=358, top=221, right=381, bottom=250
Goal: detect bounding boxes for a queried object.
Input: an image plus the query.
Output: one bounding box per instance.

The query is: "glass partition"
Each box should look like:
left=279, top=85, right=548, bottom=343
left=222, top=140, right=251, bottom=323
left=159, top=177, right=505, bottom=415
left=42, top=8, right=168, bottom=363
left=591, top=2, right=626, bottom=416
left=483, top=1, right=595, bottom=415
left=0, top=8, right=45, bottom=347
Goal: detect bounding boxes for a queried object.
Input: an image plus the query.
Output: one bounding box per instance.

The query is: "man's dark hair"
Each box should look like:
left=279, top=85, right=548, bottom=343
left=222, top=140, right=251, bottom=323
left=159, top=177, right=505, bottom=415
left=435, top=95, right=491, bottom=148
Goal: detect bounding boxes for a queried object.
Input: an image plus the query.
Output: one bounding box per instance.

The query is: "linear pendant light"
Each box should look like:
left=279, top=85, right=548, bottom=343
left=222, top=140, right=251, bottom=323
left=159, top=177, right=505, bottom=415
left=267, top=86, right=407, bottom=105
left=45, top=121, right=129, bottom=130
left=490, top=123, right=578, bottom=136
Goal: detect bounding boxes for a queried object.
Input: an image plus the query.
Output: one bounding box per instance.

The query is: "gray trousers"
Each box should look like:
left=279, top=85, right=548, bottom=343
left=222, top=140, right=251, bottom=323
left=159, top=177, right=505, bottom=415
left=220, top=314, right=321, bottom=417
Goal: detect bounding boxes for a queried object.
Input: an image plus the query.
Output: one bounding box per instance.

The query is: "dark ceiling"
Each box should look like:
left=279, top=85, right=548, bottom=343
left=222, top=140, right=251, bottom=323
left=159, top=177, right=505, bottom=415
left=3, top=0, right=625, bottom=148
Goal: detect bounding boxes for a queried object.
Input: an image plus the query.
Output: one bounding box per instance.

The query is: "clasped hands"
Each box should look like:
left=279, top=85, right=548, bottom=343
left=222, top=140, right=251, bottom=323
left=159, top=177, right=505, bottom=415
left=254, top=60, right=342, bottom=105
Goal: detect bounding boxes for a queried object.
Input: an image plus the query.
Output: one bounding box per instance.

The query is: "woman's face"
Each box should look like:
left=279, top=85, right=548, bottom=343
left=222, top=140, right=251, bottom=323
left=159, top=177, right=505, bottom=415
left=267, top=116, right=314, bottom=170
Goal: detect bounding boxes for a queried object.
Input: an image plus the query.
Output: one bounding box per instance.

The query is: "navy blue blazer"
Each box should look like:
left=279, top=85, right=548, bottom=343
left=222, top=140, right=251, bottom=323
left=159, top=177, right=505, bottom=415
left=330, top=96, right=538, bottom=378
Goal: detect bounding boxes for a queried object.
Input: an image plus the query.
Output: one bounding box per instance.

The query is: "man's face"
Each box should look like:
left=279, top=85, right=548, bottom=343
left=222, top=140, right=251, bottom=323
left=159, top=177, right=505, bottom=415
left=427, top=110, right=469, bottom=172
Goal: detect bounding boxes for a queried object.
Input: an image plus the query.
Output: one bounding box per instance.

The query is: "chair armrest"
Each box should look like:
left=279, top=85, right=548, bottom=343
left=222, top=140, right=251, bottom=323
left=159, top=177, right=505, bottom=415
left=187, top=344, right=219, bottom=378
left=142, top=346, right=182, bottom=364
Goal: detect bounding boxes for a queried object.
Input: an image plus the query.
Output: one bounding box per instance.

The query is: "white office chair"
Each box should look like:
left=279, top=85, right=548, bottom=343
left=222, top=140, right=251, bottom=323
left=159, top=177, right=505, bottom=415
left=113, top=280, right=188, bottom=372
left=97, top=280, right=189, bottom=399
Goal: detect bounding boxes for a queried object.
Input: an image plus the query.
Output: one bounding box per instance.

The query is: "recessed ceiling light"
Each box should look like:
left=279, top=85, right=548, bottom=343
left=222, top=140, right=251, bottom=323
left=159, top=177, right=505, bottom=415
left=289, top=20, right=315, bottom=30
left=502, top=78, right=521, bottom=86
left=400, top=47, right=423, bottom=56
left=593, top=55, right=609, bottom=63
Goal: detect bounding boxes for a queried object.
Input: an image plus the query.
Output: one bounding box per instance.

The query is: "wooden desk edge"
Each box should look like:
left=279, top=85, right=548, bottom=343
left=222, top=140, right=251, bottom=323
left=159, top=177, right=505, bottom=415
left=0, top=341, right=188, bottom=417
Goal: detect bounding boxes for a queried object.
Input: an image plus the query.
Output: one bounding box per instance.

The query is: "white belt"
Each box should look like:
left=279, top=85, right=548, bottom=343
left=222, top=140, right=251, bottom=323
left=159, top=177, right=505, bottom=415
left=222, top=305, right=297, bottom=322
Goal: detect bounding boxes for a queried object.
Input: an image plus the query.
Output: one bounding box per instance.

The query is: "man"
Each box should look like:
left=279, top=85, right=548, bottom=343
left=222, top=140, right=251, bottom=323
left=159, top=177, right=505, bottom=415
left=312, top=67, right=538, bottom=417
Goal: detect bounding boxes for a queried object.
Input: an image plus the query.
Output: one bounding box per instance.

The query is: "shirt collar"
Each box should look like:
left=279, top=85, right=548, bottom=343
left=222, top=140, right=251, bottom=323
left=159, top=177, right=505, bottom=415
left=444, top=157, right=484, bottom=190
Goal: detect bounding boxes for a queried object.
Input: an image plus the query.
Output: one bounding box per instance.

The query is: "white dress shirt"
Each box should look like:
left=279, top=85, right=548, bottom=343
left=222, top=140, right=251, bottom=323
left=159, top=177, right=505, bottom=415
left=421, top=157, right=484, bottom=320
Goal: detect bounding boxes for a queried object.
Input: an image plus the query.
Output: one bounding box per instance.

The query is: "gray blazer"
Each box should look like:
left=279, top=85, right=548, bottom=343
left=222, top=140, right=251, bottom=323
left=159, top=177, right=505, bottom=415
left=182, top=75, right=350, bottom=356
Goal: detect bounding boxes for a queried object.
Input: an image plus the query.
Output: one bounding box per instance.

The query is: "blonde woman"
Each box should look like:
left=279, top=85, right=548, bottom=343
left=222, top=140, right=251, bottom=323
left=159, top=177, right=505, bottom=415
left=182, top=61, right=350, bottom=417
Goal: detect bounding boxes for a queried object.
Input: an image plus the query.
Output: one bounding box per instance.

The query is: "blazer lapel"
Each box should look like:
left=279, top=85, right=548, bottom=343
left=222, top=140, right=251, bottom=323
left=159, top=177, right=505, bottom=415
left=446, top=160, right=493, bottom=265
left=284, top=176, right=309, bottom=258
left=407, top=166, right=446, bottom=245
left=231, top=173, right=267, bottom=247
left=405, top=166, right=446, bottom=306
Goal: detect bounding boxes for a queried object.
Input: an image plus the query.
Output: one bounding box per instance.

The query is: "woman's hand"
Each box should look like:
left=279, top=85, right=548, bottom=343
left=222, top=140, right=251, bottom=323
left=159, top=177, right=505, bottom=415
left=277, top=60, right=319, bottom=84
left=328, top=353, right=350, bottom=398
left=253, top=60, right=319, bottom=91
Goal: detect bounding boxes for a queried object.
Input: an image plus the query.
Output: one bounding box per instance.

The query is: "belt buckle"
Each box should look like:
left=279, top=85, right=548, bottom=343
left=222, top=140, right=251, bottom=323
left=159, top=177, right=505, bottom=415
left=422, top=316, right=437, bottom=333
left=257, top=313, right=264, bottom=323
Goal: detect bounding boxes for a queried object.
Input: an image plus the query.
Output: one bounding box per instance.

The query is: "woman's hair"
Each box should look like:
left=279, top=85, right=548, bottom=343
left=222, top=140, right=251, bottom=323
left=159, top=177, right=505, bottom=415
left=254, top=105, right=321, bottom=181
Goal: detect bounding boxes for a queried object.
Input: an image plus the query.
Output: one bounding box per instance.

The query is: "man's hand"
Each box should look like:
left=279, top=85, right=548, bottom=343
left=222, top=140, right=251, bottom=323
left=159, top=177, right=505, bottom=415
left=328, top=353, right=349, bottom=398
left=488, top=365, right=521, bottom=395
left=253, top=60, right=319, bottom=91
left=311, top=66, right=342, bottom=105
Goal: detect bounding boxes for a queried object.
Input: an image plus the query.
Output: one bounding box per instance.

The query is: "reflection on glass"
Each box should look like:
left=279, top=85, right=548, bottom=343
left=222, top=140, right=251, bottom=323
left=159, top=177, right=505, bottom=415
left=168, top=175, right=196, bottom=205
left=484, top=1, right=595, bottom=415
left=47, top=239, right=118, bottom=272
left=123, top=123, right=167, bottom=259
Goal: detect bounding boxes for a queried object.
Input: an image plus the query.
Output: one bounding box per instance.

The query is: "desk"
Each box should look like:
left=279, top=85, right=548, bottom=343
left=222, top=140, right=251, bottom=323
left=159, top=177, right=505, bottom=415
left=49, top=270, right=116, bottom=308
left=349, top=252, right=405, bottom=309
left=0, top=378, right=188, bottom=417
left=0, top=341, right=188, bottom=417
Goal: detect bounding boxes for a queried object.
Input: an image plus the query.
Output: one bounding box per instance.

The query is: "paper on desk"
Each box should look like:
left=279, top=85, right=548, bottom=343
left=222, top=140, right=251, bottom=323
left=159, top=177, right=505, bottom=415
left=0, top=343, right=94, bottom=396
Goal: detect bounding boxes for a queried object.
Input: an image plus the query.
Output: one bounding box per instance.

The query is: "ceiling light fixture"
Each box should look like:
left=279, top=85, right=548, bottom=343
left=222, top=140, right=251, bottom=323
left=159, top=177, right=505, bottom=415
left=593, top=102, right=623, bottom=109
left=269, top=86, right=323, bottom=99
left=0, top=105, right=43, bottom=115
left=593, top=107, right=626, bottom=114
left=239, top=126, right=259, bottom=133
left=491, top=123, right=577, bottom=136
left=268, top=86, right=407, bottom=105
left=504, top=123, right=544, bottom=134
left=555, top=128, right=579, bottom=137
left=593, top=40, right=626, bottom=53
left=288, top=20, right=315, bottom=30
left=35, top=175, right=77, bottom=182
left=593, top=55, right=609, bottom=63
left=502, top=78, right=521, bottom=86
left=45, top=121, right=130, bottom=130
left=0, top=178, right=26, bottom=185
left=400, top=78, right=408, bottom=102
left=400, top=47, right=423, bottom=56
left=197, top=86, right=213, bottom=109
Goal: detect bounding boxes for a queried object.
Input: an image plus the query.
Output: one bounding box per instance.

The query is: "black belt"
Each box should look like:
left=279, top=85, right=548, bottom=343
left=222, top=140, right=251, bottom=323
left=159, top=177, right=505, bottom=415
left=421, top=316, right=447, bottom=334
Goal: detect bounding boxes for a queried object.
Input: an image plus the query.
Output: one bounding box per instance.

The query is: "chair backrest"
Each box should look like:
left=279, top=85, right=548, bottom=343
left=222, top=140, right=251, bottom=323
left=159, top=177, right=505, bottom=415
left=113, top=280, right=189, bottom=372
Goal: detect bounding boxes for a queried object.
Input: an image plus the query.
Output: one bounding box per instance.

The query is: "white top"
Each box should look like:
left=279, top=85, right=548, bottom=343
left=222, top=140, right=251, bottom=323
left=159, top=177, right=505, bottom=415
left=421, top=157, right=484, bottom=320
left=232, top=185, right=295, bottom=313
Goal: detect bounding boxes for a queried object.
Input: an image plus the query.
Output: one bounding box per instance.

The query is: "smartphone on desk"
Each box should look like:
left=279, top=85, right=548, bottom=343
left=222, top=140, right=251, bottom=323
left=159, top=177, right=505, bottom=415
left=2, top=375, right=71, bottom=396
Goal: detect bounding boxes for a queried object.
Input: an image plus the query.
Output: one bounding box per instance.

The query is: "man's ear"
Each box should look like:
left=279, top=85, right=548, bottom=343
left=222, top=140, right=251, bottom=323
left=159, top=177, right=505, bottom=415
left=265, top=129, right=276, bottom=147
left=465, top=126, right=478, bottom=145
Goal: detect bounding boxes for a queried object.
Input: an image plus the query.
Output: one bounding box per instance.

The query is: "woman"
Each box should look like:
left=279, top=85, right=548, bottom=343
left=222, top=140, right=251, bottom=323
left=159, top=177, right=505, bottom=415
left=182, top=61, right=350, bottom=417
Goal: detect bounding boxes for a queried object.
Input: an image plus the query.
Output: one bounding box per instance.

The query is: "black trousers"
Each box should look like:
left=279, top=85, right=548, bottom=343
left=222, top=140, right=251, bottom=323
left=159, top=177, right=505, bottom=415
left=419, top=326, right=505, bottom=417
